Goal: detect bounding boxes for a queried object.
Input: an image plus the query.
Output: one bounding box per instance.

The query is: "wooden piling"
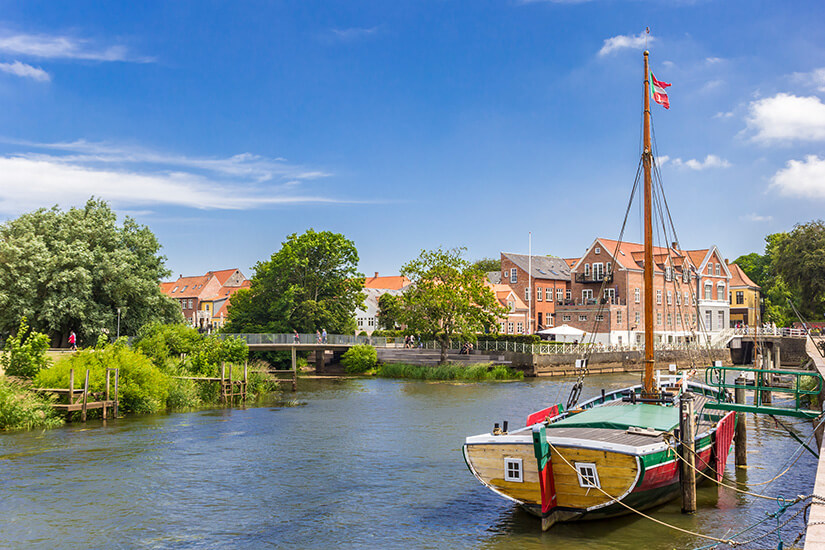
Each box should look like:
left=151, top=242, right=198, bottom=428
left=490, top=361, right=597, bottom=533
left=220, top=362, right=226, bottom=403
left=291, top=346, right=298, bottom=392
left=243, top=360, right=248, bottom=402
left=680, top=392, right=697, bottom=513
left=104, top=368, right=111, bottom=420
left=81, top=369, right=90, bottom=422
left=762, top=351, right=772, bottom=405
left=68, top=369, right=75, bottom=407
left=114, top=368, right=119, bottom=417
left=734, top=377, right=747, bottom=467
left=229, top=364, right=234, bottom=403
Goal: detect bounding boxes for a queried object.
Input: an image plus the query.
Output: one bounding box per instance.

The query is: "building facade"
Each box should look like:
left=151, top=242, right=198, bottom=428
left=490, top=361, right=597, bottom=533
left=728, top=262, right=761, bottom=327
left=354, top=273, right=411, bottom=335
left=161, top=268, right=249, bottom=330
left=499, top=252, right=571, bottom=333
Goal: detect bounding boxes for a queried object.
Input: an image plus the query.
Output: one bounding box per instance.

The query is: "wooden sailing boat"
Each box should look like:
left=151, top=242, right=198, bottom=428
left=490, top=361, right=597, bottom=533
left=463, top=51, right=736, bottom=530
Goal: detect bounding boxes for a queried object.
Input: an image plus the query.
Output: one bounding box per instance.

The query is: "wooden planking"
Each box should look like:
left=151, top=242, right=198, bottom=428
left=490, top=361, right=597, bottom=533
left=466, top=444, right=541, bottom=504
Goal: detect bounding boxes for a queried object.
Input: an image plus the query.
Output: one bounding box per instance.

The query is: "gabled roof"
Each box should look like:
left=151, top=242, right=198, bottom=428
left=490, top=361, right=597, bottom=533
left=486, top=271, right=502, bottom=284
left=683, top=246, right=732, bottom=278
left=501, top=253, right=571, bottom=280
left=729, top=263, right=760, bottom=289
left=364, top=275, right=411, bottom=290
left=207, top=268, right=244, bottom=286
left=160, top=282, right=175, bottom=294
left=489, top=283, right=527, bottom=311
left=564, top=258, right=579, bottom=269
left=164, top=275, right=211, bottom=298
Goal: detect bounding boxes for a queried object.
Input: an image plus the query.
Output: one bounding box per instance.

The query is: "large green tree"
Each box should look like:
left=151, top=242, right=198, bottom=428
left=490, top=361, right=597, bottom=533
left=0, top=198, right=182, bottom=347
left=772, top=220, right=825, bottom=321
left=400, top=247, right=505, bottom=364
left=224, top=229, right=363, bottom=334
left=377, top=293, right=402, bottom=330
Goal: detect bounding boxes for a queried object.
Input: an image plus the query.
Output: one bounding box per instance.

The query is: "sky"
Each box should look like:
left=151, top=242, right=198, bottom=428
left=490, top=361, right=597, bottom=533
left=0, top=1, right=823, bottom=280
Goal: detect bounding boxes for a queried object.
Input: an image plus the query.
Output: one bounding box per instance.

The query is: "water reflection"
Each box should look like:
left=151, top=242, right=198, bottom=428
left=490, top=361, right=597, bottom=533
left=0, top=374, right=816, bottom=549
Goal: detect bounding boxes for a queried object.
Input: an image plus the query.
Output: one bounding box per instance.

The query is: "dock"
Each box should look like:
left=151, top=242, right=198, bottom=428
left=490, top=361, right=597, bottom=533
left=804, top=336, right=825, bottom=549
left=34, top=368, right=119, bottom=421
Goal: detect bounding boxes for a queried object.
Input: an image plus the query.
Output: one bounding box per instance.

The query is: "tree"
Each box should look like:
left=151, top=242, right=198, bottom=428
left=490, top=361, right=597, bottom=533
left=377, top=293, right=402, bottom=330
left=224, top=229, right=363, bottom=334
left=772, top=220, right=825, bottom=320
left=400, top=247, right=506, bottom=364
left=470, top=257, right=501, bottom=274
left=0, top=199, right=182, bottom=347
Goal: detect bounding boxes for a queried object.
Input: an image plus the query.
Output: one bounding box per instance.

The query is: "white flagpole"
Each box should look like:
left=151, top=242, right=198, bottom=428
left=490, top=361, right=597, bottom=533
left=528, top=231, right=532, bottom=334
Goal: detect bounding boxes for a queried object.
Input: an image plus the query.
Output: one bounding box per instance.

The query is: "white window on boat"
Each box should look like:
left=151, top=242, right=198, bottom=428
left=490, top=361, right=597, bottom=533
left=575, top=462, right=600, bottom=489
left=504, top=458, right=523, bottom=483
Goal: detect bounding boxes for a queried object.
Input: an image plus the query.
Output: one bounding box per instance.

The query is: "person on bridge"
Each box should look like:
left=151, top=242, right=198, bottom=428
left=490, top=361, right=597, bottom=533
left=294, top=330, right=300, bottom=343
left=322, top=329, right=327, bottom=343
left=316, top=330, right=321, bottom=343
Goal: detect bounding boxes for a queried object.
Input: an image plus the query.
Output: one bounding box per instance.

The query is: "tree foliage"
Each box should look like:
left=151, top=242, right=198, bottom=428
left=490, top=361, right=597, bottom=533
left=0, top=198, right=182, bottom=347
left=224, top=229, right=363, bottom=334
left=1, top=318, right=51, bottom=378
left=772, top=220, right=825, bottom=320
left=341, top=344, right=378, bottom=374
left=377, top=293, right=402, bottom=330
left=470, top=257, right=501, bottom=274
left=400, top=247, right=506, bottom=363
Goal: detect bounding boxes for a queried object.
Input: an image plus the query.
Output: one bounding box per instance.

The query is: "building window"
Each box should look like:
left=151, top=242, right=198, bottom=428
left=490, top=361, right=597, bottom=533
left=557, top=288, right=563, bottom=302
left=617, top=310, right=622, bottom=324
left=566, top=290, right=571, bottom=300
left=708, top=265, right=713, bottom=275
left=525, top=288, right=530, bottom=302
left=182, top=285, right=188, bottom=291
left=665, top=266, right=672, bottom=281
left=683, top=269, right=689, bottom=283
left=584, top=263, right=591, bottom=278
left=657, top=311, right=662, bottom=325
left=538, top=312, right=543, bottom=326
left=595, top=314, right=604, bottom=322
left=517, top=322, right=523, bottom=334
left=504, top=458, right=523, bottom=482
left=718, top=311, right=724, bottom=329
left=676, top=292, right=681, bottom=305
left=510, top=268, right=517, bottom=284
left=634, top=288, right=640, bottom=303
left=667, top=312, right=672, bottom=326
left=536, top=287, right=543, bottom=302
left=606, top=262, right=612, bottom=276
left=595, top=246, right=601, bottom=254
left=704, top=283, right=712, bottom=301
left=635, top=312, right=641, bottom=325
left=188, top=299, right=193, bottom=309
left=575, top=462, right=601, bottom=489
left=508, top=322, right=514, bottom=334
left=507, top=300, right=515, bottom=312
left=667, top=290, right=672, bottom=305
left=716, top=263, right=721, bottom=276
left=582, top=289, right=593, bottom=302
left=736, top=291, right=744, bottom=305
left=499, top=322, right=505, bottom=333
left=368, top=318, right=374, bottom=327
left=705, top=310, right=712, bottom=330
left=656, top=289, right=662, bottom=305
left=717, top=284, right=725, bottom=301
left=172, top=286, right=178, bottom=293
left=579, top=315, right=587, bottom=322
left=592, top=262, right=604, bottom=281
left=546, top=288, right=553, bottom=302
left=563, top=314, right=572, bottom=322
left=604, top=288, right=616, bottom=304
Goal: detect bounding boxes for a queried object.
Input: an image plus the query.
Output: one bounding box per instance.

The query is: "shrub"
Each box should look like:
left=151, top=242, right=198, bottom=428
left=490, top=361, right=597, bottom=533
left=0, top=377, right=63, bottom=430
left=190, top=336, right=249, bottom=377
left=35, top=341, right=170, bottom=414
left=341, top=344, right=378, bottom=374
left=375, top=362, right=523, bottom=381
left=166, top=377, right=202, bottom=410
left=1, top=318, right=51, bottom=379
left=133, top=323, right=202, bottom=370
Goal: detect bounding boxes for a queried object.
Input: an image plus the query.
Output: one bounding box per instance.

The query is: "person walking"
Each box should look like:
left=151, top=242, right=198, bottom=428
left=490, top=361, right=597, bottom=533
left=316, top=330, right=322, bottom=343
left=68, top=330, right=77, bottom=351
left=294, top=330, right=300, bottom=343
left=322, top=328, right=327, bottom=343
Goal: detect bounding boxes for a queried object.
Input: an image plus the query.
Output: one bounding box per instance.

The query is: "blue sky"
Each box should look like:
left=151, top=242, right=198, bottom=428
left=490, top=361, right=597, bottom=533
left=0, top=1, right=823, bottom=279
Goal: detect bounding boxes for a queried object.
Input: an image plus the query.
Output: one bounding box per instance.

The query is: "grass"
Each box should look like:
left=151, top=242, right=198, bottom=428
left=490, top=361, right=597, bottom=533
left=0, top=376, right=64, bottom=431
left=374, top=362, right=523, bottom=381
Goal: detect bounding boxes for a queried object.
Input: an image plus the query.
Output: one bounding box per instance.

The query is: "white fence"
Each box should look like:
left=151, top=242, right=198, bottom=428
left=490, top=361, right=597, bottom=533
left=220, top=333, right=729, bottom=355
left=730, top=326, right=807, bottom=338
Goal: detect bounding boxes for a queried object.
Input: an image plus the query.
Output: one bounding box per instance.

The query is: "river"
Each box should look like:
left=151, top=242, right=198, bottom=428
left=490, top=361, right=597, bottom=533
left=0, top=374, right=817, bottom=549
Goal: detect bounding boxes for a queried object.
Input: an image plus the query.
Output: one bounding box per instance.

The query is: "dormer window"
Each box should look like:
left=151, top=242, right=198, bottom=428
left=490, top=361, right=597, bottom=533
left=172, top=286, right=178, bottom=293
left=182, top=285, right=188, bottom=291
left=595, top=246, right=601, bottom=254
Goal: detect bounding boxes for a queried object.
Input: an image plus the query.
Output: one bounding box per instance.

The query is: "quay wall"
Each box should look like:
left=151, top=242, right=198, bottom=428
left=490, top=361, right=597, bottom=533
left=504, top=349, right=733, bottom=377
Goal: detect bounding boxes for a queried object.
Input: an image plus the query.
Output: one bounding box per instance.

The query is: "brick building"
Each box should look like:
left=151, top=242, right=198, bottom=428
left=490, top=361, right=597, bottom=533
left=499, top=252, right=572, bottom=333
left=161, top=268, right=249, bottom=330
left=555, top=238, right=730, bottom=345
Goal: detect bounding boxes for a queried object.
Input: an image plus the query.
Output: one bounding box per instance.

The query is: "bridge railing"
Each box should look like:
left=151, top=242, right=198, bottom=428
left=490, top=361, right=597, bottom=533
left=219, top=333, right=728, bottom=355
left=730, top=326, right=807, bottom=338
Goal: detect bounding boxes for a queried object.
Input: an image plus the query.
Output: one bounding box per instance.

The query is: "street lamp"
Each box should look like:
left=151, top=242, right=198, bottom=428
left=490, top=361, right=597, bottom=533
left=117, top=307, right=122, bottom=339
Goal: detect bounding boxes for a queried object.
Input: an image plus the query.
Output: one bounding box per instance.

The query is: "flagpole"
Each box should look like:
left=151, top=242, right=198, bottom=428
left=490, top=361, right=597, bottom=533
left=528, top=231, right=532, bottom=335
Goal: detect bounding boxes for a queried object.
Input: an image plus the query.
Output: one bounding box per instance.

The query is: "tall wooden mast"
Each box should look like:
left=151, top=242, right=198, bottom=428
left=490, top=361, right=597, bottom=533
left=642, top=50, right=656, bottom=396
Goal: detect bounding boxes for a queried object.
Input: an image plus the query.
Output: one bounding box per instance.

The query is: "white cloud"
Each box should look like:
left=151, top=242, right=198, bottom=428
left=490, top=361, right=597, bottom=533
left=739, top=213, right=773, bottom=222
left=0, top=32, right=151, bottom=62
left=330, top=27, right=380, bottom=41
left=0, top=156, right=353, bottom=214
left=746, top=93, right=825, bottom=143
left=791, top=68, right=825, bottom=93
left=598, top=32, right=651, bottom=57
left=770, top=155, right=825, bottom=200
left=0, top=60, right=49, bottom=81
left=699, top=79, right=723, bottom=93
left=706, top=57, right=723, bottom=64
left=713, top=111, right=734, bottom=119
left=667, top=154, right=731, bottom=170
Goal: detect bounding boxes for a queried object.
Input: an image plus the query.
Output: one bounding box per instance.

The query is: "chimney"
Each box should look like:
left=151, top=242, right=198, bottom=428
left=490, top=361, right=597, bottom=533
left=725, top=258, right=729, bottom=265
left=671, top=242, right=678, bottom=250
left=374, top=271, right=379, bottom=278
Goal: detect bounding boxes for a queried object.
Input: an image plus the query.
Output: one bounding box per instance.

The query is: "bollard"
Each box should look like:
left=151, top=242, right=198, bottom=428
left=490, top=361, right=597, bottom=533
left=680, top=392, right=697, bottom=513
left=734, top=377, right=747, bottom=467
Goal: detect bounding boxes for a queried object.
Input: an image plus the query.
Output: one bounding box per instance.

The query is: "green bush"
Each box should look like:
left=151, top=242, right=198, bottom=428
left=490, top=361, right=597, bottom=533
left=0, top=377, right=63, bottom=430
left=35, top=341, right=170, bottom=414
left=190, top=335, right=249, bottom=377
left=166, top=377, right=202, bottom=410
left=1, top=318, right=51, bottom=379
left=133, top=323, right=202, bottom=370
left=376, top=362, right=523, bottom=381
left=341, top=344, right=378, bottom=374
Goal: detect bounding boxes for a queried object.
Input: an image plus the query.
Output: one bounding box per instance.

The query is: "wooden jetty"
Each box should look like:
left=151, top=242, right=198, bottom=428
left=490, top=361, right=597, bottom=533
left=34, top=367, right=119, bottom=421
left=171, top=359, right=298, bottom=405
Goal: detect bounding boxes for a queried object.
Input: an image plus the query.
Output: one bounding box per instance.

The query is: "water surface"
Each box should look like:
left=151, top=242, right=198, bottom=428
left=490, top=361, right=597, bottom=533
left=0, top=374, right=816, bottom=549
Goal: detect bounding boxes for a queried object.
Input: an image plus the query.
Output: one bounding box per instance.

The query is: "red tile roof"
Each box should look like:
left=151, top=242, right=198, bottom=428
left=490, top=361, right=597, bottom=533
left=729, top=263, right=760, bottom=289
left=364, top=275, right=410, bottom=290
left=208, top=268, right=241, bottom=286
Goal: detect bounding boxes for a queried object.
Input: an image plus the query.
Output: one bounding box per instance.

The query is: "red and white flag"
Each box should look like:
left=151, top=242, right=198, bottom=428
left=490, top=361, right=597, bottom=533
left=650, top=71, right=671, bottom=109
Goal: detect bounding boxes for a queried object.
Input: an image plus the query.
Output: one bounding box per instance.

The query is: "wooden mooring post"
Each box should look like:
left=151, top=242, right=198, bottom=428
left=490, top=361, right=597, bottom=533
left=291, top=346, right=298, bottom=391
left=680, top=392, right=697, bottom=513
left=734, top=377, right=748, bottom=467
